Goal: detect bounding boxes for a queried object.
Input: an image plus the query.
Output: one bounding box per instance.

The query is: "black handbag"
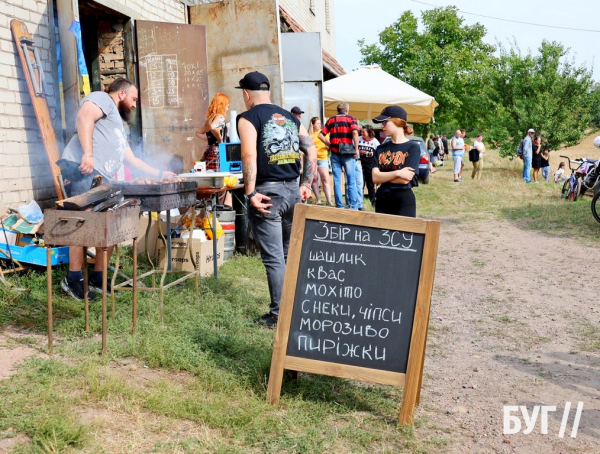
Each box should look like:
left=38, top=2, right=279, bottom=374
left=334, top=116, right=356, bottom=156
left=469, top=147, right=479, bottom=162
left=338, top=142, right=356, bottom=156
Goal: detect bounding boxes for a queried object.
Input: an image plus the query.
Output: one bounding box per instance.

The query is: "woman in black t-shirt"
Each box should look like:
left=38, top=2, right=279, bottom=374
left=532, top=136, right=542, bottom=182
left=371, top=106, right=420, bottom=217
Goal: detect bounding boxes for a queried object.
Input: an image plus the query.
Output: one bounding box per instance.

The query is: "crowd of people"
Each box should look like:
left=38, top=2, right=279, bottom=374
left=60, top=70, right=570, bottom=328
left=424, top=127, right=565, bottom=185
left=235, top=83, right=419, bottom=328
left=518, top=128, right=565, bottom=183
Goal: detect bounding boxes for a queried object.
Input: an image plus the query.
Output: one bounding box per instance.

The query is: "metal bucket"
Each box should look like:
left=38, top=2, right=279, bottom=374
left=216, top=208, right=236, bottom=261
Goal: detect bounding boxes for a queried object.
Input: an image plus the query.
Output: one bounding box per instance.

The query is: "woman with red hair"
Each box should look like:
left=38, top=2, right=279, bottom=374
left=196, top=93, right=230, bottom=171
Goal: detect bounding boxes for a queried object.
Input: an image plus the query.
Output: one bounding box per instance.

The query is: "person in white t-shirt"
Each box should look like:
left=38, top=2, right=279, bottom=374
left=358, top=125, right=380, bottom=205
left=471, top=134, right=485, bottom=180
left=554, top=162, right=567, bottom=183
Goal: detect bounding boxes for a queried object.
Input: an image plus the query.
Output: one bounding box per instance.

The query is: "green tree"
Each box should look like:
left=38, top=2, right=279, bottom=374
left=589, top=83, right=600, bottom=128
left=359, top=6, right=495, bottom=137
left=486, top=40, right=595, bottom=157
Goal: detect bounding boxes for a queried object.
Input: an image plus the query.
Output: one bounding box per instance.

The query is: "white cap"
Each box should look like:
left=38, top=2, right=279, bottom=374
left=527, top=128, right=535, bottom=133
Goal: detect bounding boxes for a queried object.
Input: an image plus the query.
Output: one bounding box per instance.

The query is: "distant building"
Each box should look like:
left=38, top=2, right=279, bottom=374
left=279, top=0, right=345, bottom=80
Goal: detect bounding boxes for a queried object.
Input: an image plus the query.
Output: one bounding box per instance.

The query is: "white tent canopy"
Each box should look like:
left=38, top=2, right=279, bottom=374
left=323, top=65, right=438, bottom=124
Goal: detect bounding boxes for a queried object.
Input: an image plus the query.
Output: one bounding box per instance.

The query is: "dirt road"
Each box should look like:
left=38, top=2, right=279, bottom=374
left=420, top=218, right=600, bottom=453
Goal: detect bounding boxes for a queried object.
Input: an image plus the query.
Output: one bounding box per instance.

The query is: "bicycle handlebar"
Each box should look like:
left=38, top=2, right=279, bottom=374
left=560, top=155, right=584, bottom=172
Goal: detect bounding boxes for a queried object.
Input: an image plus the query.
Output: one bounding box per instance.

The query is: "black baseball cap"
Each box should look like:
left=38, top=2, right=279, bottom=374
left=372, top=105, right=408, bottom=123
left=291, top=106, right=304, bottom=115
left=235, top=71, right=270, bottom=91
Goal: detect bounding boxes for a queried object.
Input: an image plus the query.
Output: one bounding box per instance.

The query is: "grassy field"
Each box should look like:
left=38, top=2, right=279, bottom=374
left=1, top=147, right=599, bottom=453
left=0, top=255, right=446, bottom=453
left=416, top=147, right=600, bottom=243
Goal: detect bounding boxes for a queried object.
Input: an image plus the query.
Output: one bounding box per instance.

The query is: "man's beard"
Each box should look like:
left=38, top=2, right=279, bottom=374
left=118, top=101, right=132, bottom=123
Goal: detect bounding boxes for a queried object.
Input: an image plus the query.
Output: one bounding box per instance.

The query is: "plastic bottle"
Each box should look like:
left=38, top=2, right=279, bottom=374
left=229, top=110, right=240, bottom=143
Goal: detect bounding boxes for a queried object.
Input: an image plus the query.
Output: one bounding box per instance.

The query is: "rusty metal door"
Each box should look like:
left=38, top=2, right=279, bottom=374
left=136, top=21, right=209, bottom=174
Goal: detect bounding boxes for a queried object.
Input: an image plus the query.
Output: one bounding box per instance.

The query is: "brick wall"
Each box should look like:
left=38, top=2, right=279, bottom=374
left=0, top=0, right=186, bottom=210
left=110, top=0, right=185, bottom=23
left=98, top=19, right=126, bottom=90
left=279, top=0, right=336, bottom=57
left=0, top=0, right=57, bottom=210
left=134, top=0, right=185, bottom=22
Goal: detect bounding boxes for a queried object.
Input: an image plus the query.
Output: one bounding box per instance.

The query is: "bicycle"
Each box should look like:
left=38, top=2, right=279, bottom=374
left=558, top=156, right=600, bottom=201
left=559, top=156, right=585, bottom=201
left=578, top=158, right=600, bottom=197
left=592, top=191, right=600, bottom=223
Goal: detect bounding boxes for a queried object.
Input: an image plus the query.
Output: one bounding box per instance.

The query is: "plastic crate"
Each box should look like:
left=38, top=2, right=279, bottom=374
left=0, top=237, right=69, bottom=266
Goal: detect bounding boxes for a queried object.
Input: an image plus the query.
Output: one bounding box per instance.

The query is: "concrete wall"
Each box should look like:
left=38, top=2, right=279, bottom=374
left=279, top=0, right=335, bottom=57
left=0, top=0, right=186, bottom=210
left=189, top=0, right=283, bottom=116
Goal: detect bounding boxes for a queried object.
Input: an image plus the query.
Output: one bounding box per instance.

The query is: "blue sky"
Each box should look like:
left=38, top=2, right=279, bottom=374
left=335, top=0, right=599, bottom=80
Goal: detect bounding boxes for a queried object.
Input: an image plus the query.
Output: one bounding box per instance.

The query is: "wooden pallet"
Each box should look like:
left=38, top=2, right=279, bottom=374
left=10, top=19, right=65, bottom=200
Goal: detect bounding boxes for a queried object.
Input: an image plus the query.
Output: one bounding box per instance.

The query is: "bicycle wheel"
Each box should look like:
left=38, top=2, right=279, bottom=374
left=592, top=191, right=600, bottom=223
left=561, top=179, right=571, bottom=199
left=571, top=178, right=582, bottom=201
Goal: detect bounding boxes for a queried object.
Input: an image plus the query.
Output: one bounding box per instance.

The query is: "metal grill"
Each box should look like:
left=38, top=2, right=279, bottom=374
left=135, top=191, right=197, bottom=212
left=44, top=206, right=141, bottom=247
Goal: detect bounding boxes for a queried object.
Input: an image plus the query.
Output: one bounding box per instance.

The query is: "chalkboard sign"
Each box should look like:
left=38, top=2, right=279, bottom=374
left=267, top=205, right=440, bottom=425
left=136, top=21, right=209, bottom=173
left=286, top=219, right=424, bottom=373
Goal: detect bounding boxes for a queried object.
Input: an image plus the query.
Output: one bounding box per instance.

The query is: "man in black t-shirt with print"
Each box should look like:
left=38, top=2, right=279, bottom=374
left=236, top=72, right=317, bottom=328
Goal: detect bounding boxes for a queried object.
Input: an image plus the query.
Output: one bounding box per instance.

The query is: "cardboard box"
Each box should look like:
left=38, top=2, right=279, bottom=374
left=139, top=210, right=206, bottom=259
left=137, top=213, right=181, bottom=259
left=157, top=235, right=224, bottom=276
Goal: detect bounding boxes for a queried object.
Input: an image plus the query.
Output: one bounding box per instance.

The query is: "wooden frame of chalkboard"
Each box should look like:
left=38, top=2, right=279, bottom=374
left=267, top=204, right=440, bottom=425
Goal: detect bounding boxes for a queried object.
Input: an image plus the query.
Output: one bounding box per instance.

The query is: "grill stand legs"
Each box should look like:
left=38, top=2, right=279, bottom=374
left=83, top=247, right=89, bottom=331
left=114, top=210, right=198, bottom=329
left=46, top=247, right=53, bottom=356
left=47, top=243, right=139, bottom=357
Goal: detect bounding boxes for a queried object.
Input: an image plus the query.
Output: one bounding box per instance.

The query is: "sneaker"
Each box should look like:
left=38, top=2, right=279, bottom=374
left=254, top=313, right=278, bottom=328
left=89, top=274, right=112, bottom=295
left=61, top=277, right=96, bottom=301
left=358, top=207, right=365, bottom=211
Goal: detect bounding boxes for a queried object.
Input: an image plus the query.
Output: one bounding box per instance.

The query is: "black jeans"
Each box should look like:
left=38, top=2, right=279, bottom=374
left=375, top=189, right=416, bottom=218
left=249, top=180, right=301, bottom=316
left=360, top=157, right=376, bottom=203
